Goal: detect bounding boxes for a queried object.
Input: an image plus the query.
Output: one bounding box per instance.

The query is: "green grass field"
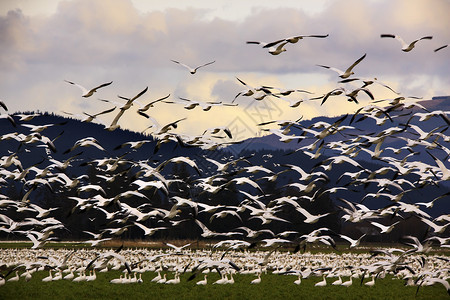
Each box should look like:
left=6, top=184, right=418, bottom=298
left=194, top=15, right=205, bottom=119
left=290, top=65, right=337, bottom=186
left=0, top=270, right=448, bottom=300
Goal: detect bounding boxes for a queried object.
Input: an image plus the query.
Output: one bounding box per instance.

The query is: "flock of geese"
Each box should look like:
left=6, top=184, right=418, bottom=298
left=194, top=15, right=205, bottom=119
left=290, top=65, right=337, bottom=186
left=0, top=31, right=449, bottom=295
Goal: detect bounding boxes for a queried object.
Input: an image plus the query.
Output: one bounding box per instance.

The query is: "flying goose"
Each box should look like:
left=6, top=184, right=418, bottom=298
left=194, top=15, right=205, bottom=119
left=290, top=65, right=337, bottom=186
left=64, top=80, right=112, bottom=97
left=171, top=59, right=215, bottom=74
left=380, top=34, right=432, bottom=52
left=317, top=53, right=366, bottom=78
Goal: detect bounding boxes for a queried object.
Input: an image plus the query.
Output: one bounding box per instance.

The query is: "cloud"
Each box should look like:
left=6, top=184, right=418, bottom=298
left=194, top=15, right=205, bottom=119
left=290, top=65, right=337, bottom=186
left=0, top=0, right=448, bottom=140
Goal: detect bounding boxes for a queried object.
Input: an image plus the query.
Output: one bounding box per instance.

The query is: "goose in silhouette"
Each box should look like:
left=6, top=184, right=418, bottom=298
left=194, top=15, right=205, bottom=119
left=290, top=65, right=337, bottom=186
left=434, top=44, right=448, bottom=52
left=64, top=80, right=112, bottom=97
left=171, top=60, right=215, bottom=74
left=380, top=34, right=432, bottom=52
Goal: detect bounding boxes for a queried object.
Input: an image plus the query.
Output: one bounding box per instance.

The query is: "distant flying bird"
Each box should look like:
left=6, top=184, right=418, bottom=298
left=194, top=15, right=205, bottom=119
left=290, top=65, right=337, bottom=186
left=317, top=53, right=366, bottom=78
left=0, top=100, right=7, bottom=111
left=380, top=34, right=433, bottom=52
left=282, top=34, right=329, bottom=44
left=247, top=34, right=328, bottom=49
left=246, top=40, right=289, bottom=55
left=170, top=60, right=215, bottom=74
left=64, top=80, right=113, bottom=97
left=434, top=44, right=448, bottom=52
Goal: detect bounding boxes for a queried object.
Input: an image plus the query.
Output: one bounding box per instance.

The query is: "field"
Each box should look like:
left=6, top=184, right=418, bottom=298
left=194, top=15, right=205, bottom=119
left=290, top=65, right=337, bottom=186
left=0, top=269, right=447, bottom=300
left=0, top=242, right=448, bottom=300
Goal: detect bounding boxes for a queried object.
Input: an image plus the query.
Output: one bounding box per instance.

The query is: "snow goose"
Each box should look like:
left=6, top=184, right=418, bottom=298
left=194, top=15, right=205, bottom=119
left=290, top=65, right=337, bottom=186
left=196, top=274, right=208, bottom=285
left=250, top=272, right=261, bottom=285
left=171, top=60, right=215, bottom=74
left=317, top=53, right=366, bottom=78
left=380, top=34, right=432, bottom=52
left=64, top=80, right=112, bottom=97
left=315, top=275, right=327, bottom=287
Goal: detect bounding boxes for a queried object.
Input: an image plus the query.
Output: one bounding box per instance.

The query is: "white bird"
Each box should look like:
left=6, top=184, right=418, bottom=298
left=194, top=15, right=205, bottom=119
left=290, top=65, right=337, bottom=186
left=294, top=274, right=302, bottom=285
left=42, top=270, right=53, bottom=282
left=364, top=275, right=376, bottom=287
left=110, top=275, right=123, bottom=284
left=7, top=271, right=19, bottom=282
left=427, top=151, right=450, bottom=181
left=268, top=41, right=289, bottom=55
left=171, top=60, right=215, bottom=74
left=107, top=86, right=148, bottom=131
left=165, top=272, right=180, bottom=284
left=370, top=221, right=400, bottom=234
left=317, top=53, right=366, bottom=78
left=64, top=80, right=112, bottom=97
left=295, top=206, right=331, bottom=224
left=251, top=273, right=262, bottom=284
left=164, top=242, right=191, bottom=252
left=332, top=276, right=342, bottom=285
left=339, top=234, right=366, bottom=248
left=196, top=274, right=208, bottom=285
left=315, top=275, right=327, bottom=287
left=151, top=272, right=162, bottom=282
left=380, top=34, right=432, bottom=52
left=213, top=273, right=229, bottom=285
left=341, top=277, right=354, bottom=287
left=157, top=274, right=167, bottom=284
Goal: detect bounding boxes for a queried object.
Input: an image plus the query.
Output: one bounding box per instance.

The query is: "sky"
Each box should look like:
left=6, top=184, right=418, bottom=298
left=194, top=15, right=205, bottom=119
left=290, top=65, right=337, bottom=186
left=0, top=0, right=449, bottom=142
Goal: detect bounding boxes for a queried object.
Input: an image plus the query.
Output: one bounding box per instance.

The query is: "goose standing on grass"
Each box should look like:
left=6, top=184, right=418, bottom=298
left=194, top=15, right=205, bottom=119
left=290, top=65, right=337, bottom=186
left=151, top=271, right=162, bottom=282
left=110, top=275, right=123, bottom=284
left=171, top=60, right=215, bottom=74
left=294, top=274, right=302, bottom=285
left=380, top=34, right=432, bottom=52
left=52, top=270, right=63, bottom=281
left=341, top=276, right=354, bottom=287
left=197, top=274, right=208, bottom=285
left=63, top=269, right=74, bottom=280
left=64, top=80, right=112, bottom=98
left=213, top=273, right=228, bottom=285
left=42, top=270, right=53, bottom=282
left=157, top=274, right=167, bottom=284
left=315, top=275, right=327, bottom=287
left=364, top=275, right=376, bottom=287
left=251, top=273, right=262, bottom=284
left=332, top=276, right=343, bottom=285
left=7, top=271, right=19, bottom=282
left=268, top=41, right=289, bottom=55
left=72, top=270, right=86, bottom=282
left=165, top=272, right=180, bottom=284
